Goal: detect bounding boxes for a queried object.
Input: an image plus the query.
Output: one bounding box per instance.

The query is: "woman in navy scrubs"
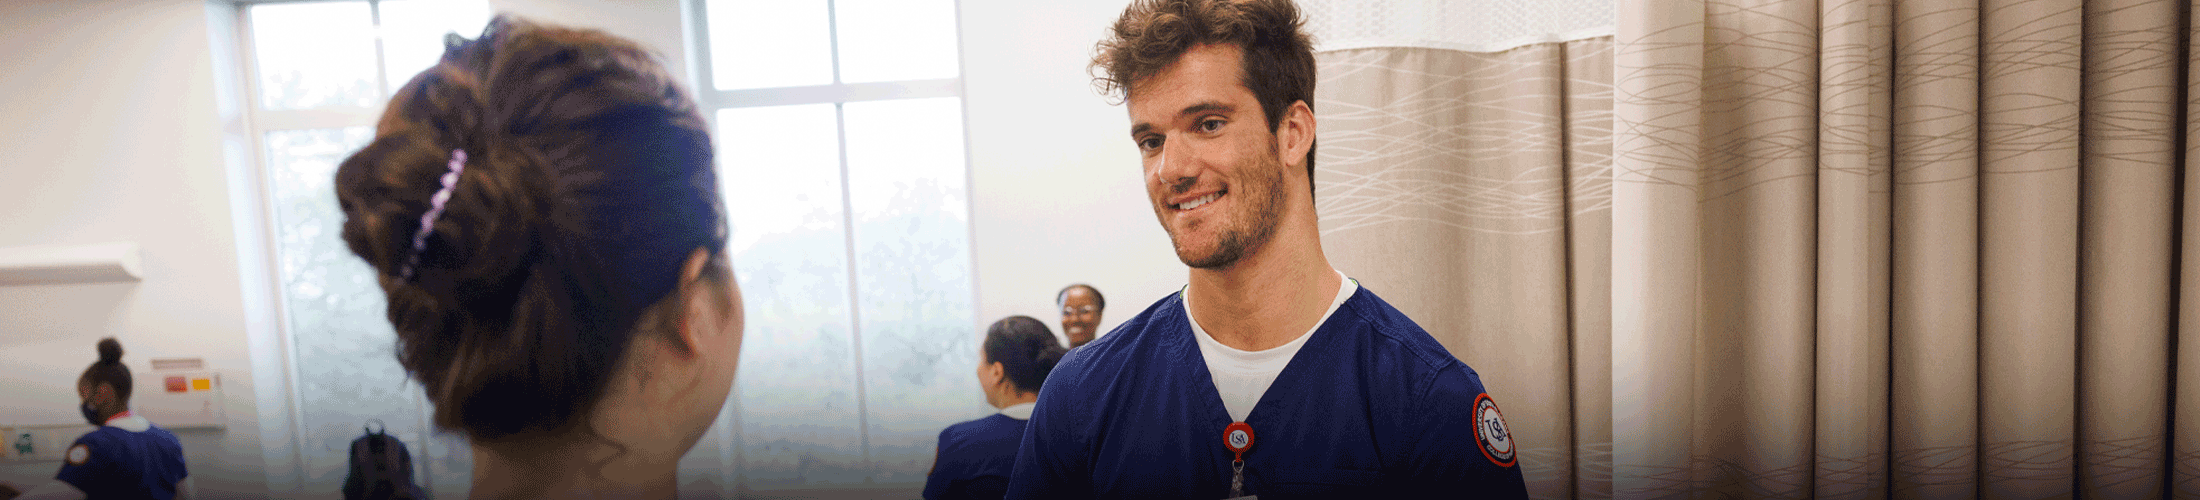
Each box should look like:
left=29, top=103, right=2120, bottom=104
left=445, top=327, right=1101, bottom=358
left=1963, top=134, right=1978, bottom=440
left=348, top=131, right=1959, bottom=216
left=924, top=316, right=1067, bottom=500
left=0, top=338, right=189, bottom=500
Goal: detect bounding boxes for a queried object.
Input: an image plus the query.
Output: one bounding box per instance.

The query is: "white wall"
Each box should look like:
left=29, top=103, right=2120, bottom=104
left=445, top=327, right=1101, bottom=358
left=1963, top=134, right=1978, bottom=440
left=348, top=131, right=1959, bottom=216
left=959, top=0, right=1189, bottom=345
left=0, top=0, right=269, bottom=496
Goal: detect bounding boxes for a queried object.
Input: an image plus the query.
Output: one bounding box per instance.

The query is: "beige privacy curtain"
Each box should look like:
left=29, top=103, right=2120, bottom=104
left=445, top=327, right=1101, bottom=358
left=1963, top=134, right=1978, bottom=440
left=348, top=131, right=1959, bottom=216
left=1313, top=38, right=1616, bottom=499
left=1613, top=0, right=2197, bottom=498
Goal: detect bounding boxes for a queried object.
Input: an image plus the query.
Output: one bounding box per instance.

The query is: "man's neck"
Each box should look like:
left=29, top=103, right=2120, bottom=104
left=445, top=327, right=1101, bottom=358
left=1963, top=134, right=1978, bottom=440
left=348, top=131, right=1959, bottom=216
left=1185, top=212, right=1340, bottom=352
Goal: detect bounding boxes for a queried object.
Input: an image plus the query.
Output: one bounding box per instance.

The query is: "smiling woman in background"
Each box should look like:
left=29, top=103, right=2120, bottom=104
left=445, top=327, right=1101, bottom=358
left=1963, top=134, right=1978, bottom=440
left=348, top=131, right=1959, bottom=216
left=1056, top=284, right=1105, bottom=348
left=924, top=316, right=1068, bottom=500
left=330, top=16, right=741, bottom=499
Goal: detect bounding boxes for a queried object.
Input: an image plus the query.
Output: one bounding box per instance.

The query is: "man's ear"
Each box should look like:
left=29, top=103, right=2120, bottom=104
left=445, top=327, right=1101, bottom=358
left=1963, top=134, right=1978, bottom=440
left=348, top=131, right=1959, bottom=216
left=1276, top=99, right=1316, bottom=171
left=673, top=247, right=714, bottom=356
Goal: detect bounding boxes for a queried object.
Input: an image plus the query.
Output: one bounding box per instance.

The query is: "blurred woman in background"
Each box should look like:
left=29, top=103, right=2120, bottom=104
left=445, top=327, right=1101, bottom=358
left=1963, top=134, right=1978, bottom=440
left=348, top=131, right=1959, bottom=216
left=0, top=338, right=190, bottom=500
left=923, top=316, right=1067, bottom=500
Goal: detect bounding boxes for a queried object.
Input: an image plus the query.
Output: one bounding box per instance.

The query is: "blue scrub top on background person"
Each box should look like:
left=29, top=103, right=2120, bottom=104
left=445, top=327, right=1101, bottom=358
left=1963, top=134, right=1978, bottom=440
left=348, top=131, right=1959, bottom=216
left=924, top=403, right=1035, bottom=500
left=57, top=411, right=188, bottom=500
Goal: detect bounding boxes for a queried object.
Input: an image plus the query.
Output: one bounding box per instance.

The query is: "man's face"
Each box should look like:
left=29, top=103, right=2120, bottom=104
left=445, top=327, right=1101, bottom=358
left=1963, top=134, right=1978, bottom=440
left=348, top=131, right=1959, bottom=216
left=1060, top=287, right=1103, bottom=347
left=1126, top=43, right=1291, bottom=270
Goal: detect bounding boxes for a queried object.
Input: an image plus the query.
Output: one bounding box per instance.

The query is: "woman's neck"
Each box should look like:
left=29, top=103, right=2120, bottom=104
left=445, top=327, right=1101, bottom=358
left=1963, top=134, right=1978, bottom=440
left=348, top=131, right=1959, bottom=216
left=467, top=438, right=679, bottom=500
left=995, top=390, right=1038, bottom=409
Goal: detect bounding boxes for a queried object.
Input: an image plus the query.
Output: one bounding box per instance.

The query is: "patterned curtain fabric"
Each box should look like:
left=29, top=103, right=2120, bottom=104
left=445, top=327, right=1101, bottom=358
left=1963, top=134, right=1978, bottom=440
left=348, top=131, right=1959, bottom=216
left=1314, top=38, right=1616, bottom=500
left=1612, top=0, right=2197, bottom=498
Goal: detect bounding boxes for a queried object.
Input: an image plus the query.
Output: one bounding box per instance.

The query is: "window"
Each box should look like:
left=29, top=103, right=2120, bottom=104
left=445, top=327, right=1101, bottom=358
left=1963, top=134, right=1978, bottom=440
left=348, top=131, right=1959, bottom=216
left=239, top=1, right=490, bottom=495
left=698, top=0, right=981, bottom=493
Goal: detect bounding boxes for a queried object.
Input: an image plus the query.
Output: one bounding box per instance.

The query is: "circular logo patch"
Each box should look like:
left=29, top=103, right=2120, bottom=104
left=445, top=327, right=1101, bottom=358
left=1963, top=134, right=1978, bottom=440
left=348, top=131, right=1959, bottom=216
left=66, top=444, right=90, bottom=465
left=1473, top=393, right=1515, bottom=467
left=1223, top=421, right=1254, bottom=455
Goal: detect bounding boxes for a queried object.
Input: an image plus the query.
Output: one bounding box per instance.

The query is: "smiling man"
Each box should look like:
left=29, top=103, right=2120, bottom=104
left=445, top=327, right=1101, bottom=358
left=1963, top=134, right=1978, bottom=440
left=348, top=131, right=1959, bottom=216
left=1003, top=1, right=1529, bottom=498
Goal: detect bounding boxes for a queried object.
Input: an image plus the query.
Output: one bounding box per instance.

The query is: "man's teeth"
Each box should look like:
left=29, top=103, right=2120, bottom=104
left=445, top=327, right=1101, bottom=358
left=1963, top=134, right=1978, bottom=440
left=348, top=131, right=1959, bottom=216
left=1176, top=192, right=1221, bottom=210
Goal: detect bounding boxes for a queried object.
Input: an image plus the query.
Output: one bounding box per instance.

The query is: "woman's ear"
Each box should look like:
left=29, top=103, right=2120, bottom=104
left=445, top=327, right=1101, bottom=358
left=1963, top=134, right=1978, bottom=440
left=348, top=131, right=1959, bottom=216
left=673, top=247, right=714, bottom=356
left=981, top=361, right=1005, bottom=387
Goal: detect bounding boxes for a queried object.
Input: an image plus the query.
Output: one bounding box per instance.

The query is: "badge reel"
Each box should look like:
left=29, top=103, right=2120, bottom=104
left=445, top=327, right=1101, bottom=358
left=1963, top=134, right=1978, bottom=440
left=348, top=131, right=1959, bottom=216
left=1224, top=421, right=1256, bottom=499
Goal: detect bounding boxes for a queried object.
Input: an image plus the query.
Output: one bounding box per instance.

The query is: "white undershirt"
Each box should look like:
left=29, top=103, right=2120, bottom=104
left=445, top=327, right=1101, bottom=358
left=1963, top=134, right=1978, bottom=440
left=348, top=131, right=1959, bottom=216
left=998, top=402, right=1036, bottom=420
left=108, top=413, right=151, bottom=432
left=1186, top=269, right=1358, bottom=423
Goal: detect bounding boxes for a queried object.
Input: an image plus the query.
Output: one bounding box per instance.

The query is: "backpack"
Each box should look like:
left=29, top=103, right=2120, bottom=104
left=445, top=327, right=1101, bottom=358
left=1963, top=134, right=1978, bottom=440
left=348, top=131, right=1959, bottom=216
left=342, top=421, right=427, bottom=500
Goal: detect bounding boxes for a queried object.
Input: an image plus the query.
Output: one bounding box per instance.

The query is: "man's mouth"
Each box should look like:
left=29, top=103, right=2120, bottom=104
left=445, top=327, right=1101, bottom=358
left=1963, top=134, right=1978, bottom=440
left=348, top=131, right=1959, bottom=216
left=1172, top=190, right=1225, bottom=211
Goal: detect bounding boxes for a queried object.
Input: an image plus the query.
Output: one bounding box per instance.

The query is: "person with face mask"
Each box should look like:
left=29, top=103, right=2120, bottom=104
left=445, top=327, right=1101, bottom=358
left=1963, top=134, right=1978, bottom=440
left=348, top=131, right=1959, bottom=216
left=0, top=338, right=190, bottom=500
left=923, top=316, right=1068, bottom=500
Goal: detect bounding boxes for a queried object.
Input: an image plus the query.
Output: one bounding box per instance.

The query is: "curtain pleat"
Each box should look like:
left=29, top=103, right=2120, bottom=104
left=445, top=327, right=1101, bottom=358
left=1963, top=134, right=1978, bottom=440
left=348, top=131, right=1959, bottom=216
left=1314, top=39, right=1613, bottom=499
left=1889, top=0, right=1984, bottom=497
left=2077, top=0, right=2182, bottom=497
left=1976, top=1, right=2084, bottom=497
left=1612, top=0, right=1706, bottom=496
left=1814, top=0, right=1894, bottom=498
left=2180, top=2, right=2200, bottom=495
left=1566, top=37, right=1618, bottom=500
left=1699, top=0, right=1824, bottom=495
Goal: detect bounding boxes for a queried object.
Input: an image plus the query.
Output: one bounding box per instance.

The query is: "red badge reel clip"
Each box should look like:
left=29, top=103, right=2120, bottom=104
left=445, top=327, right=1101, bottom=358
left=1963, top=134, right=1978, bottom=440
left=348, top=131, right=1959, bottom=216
left=1224, top=422, right=1255, bottom=497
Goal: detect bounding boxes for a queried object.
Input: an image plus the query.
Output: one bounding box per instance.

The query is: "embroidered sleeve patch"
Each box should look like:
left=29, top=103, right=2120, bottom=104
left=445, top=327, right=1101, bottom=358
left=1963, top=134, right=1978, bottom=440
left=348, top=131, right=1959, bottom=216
left=1473, top=393, right=1515, bottom=467
left=66, top=444, right=90, bottom=466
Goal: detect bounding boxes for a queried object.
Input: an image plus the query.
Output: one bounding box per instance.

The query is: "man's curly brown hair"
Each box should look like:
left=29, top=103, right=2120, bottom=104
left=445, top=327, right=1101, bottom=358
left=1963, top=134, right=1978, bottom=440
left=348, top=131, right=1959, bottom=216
left=1093, top=0, right=1318, bottom=193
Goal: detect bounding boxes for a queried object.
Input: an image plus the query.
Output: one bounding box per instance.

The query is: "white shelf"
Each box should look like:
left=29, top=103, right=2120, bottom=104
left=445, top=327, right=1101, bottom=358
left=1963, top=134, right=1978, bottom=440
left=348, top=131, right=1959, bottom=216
left=0, top=242, right=143, bottom=286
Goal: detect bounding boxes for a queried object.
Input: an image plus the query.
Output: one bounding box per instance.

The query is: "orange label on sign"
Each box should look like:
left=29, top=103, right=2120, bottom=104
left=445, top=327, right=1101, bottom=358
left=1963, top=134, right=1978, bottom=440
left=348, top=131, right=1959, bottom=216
left=191, top=378, right=212, bottom=391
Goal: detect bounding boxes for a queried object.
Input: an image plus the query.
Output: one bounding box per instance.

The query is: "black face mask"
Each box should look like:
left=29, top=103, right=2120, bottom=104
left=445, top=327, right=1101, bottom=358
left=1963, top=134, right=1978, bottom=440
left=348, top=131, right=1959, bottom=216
left=80, top=403, right=104, bottom=426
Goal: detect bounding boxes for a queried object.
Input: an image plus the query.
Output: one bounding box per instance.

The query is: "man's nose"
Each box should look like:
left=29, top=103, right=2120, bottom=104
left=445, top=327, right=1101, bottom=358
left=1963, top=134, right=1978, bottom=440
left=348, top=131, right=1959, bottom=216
left=1156, top=135, right=1199, bottom=192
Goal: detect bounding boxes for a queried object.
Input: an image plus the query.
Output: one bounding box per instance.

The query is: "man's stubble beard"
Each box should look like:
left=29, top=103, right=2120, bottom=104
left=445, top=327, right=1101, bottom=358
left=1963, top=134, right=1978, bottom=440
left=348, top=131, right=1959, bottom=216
left=1172, top=147, right=1289, bottom=270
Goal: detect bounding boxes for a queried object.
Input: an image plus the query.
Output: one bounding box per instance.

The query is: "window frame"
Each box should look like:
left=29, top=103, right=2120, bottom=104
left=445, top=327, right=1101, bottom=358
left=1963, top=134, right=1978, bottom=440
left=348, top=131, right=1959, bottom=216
left=227, top=0, right=461, bottom=493
left=685, top=0, right=983, bottom=488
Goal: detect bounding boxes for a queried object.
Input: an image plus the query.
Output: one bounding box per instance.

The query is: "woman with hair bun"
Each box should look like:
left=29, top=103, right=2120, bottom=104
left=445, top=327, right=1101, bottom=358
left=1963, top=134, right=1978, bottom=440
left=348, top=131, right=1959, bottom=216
left=0, top=338, right=190, bottom=500
left=923, top=316, right=1068, bottom=500
left=330, top=16, right=741, bottom=499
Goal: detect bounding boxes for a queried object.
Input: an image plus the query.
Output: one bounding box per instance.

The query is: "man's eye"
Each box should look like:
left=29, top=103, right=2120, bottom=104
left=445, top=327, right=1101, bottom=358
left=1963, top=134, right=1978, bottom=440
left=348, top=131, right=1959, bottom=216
left=1198, top=119, right=1225, bottom=133
left=1138, top=137, right=1163, bottom=151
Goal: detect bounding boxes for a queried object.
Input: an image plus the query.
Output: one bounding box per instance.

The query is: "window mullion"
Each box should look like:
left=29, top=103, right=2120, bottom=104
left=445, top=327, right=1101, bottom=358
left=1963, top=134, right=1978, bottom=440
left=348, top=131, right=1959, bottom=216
left=368, top=0, right=392, bottom=100
left=252, top=107, right=383, bottom=131
left=232, top=5, right=316, bottom=494
left=712, top=78, right=962, bottom=108
left=826, top=0, right=843, bottom=85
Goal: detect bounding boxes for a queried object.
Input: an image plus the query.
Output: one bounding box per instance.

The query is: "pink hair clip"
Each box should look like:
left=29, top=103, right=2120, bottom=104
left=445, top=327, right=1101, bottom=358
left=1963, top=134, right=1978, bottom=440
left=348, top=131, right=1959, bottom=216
left=399, top=149, right=467, bottom=280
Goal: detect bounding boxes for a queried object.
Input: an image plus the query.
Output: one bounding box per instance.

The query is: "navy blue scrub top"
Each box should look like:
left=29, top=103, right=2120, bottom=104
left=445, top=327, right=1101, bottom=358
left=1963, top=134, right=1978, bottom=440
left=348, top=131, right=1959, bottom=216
left=56, top=415, right=189, bottom=500
left=1006, top=288, right=1529, bottom=499
left=926, top=412, right=1029, bottom=500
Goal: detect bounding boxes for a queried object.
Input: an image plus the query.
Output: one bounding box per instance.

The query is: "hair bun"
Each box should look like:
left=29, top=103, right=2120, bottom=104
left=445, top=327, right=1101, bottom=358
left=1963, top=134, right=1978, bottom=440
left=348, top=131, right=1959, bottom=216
left=1033, top=345, right=1068, bottom=382
left=96, top=337, right=124, bottom=364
